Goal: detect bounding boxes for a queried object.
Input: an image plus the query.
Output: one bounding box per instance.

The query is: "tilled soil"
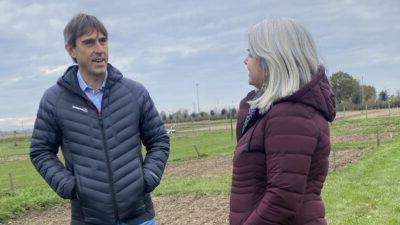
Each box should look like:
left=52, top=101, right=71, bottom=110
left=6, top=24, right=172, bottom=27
left=331, top=133, right=396, bottom=143
left=164, top=155, right=232, bottom=177
left=2, top=150, right=366, bottom=225
left=328, top=149, right=365, bottom=171
left=1, top=194, right=229, bottom=225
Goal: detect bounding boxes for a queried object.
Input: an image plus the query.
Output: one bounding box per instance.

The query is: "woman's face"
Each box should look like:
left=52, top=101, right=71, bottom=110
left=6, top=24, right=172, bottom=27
left=244, top=50, right=265, bottom=89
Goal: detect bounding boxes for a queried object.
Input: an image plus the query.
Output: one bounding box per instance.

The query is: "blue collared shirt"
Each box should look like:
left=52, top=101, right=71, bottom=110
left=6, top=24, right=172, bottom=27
left=77, top=70, right=108, bottom=112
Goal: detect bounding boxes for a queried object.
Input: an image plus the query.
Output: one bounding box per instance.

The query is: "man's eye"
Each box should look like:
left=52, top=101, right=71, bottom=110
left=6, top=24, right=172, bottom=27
left=99, top=37, right=108, bottom=44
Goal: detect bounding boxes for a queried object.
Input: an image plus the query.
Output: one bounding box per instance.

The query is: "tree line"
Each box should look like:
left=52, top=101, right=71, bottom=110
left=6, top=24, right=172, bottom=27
left=160, top=71, right=398, bottom=123
left=160, top=108, right=237, bottom=124
left=331, top=71, right=399, bottom=111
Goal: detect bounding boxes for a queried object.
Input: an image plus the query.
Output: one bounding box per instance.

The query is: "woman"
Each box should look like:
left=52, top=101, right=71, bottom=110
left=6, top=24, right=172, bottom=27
left=229, top=18, right=336, bottom=225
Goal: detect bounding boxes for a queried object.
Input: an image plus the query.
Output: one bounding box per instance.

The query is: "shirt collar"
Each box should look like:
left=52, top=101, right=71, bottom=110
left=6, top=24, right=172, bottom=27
left=77, top=69, right=108, bottom=92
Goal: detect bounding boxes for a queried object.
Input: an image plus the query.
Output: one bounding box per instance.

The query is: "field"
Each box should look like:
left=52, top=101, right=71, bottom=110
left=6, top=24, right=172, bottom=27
left=0, top=108, right=400, bottom=225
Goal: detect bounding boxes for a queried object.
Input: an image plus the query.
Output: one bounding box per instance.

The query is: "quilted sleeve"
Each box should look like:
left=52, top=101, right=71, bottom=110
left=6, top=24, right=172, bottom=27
left=30, top=88, right=76, bottom=199
left=139, top=88, right=170, bottom=193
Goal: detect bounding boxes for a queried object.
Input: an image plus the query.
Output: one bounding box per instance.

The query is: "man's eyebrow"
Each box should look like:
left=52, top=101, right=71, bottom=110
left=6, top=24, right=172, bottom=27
left=81, top=38, right=95, bottom=44
left=82, top=38, right=95, bottom=42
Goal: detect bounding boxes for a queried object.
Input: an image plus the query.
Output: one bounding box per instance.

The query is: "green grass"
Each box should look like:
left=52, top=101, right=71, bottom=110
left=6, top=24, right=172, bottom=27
left=0, top=140, right=30, bottom=158
left=154, top=176, right=230, bottom=196
left=0, top=187, right=65, bottom=221
left=323, top=139, right=400, bottom=224
left=167, top=130, right=235, bottom=161
left=0, top=159, right=66, bottom=221
left=331, top=116, right=400, bottom=136
left=0, top=160, right=47, bottom=193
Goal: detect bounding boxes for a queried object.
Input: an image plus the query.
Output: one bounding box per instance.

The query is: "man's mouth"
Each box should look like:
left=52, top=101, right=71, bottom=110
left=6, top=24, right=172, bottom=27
left=92, top=58, right=106, bottom=63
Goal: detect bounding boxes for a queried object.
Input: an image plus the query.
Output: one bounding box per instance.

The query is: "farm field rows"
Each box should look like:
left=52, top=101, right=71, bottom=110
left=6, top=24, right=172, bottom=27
left=0, top=109, right=399, bottom=224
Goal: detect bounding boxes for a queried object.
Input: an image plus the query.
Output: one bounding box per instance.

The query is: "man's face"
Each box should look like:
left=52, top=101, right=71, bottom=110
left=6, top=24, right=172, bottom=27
left=66, top=30, right=108, bottom=77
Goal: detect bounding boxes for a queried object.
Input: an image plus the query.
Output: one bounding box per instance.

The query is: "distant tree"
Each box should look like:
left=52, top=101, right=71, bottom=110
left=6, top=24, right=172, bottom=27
left=210, top=110, right=215, bottom=117
left=379, top=90, right=388, bottom=101
left=221, top=108, right=227, bottom=116
left=389, top=91, right=400, bottom=107
left=159, top=111, right=167, bottom=121
left=330, top=71, right=360, bottom=103
left=199, top=112, right=207, bottom=118
left=231, top=108, right=237, bottom=118
left=361, top=85, right=376, bottom=102
left=351, top=92, right=362, bottom=105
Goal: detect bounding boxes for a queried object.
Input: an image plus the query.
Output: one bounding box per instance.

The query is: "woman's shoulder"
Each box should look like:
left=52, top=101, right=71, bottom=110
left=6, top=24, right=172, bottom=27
left=268, top=101, right=315, bottom=120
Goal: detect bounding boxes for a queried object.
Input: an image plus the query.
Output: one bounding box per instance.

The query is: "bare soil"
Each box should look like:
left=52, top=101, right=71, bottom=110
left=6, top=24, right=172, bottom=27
left=331, top=133, right=397, bottom=143
left=2, top=149, right=366, bottom=225
left=164, top=155, right=232, bottom=177
left=328, top=149, right=366, bottom=171
left=0, top=194, right=229, bottom=225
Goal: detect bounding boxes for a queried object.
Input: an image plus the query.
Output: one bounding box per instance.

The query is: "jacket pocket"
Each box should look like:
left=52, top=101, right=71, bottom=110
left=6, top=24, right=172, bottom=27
left=137, top=157, right=146, bottom=194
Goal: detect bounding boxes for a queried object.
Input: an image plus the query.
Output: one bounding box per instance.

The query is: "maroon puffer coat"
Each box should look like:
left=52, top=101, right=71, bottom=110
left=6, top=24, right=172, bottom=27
left=230, top=69, right=336, bottom=225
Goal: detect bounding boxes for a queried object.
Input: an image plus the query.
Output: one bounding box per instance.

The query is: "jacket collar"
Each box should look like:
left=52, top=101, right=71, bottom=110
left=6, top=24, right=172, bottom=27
left=57, top=63, right=123, bottom=96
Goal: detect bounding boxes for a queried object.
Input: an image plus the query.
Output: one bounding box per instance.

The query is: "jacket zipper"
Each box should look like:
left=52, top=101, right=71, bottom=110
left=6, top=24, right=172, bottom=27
left=98, top=113, right=119, bottom=222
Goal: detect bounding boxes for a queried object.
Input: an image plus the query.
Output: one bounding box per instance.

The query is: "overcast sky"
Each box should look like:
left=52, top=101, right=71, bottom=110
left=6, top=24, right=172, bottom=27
left=0, top=0, right=399, bottom=131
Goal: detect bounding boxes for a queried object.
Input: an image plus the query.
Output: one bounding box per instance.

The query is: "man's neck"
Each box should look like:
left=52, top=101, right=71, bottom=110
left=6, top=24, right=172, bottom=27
left=79, top=69, right=105, bottom=91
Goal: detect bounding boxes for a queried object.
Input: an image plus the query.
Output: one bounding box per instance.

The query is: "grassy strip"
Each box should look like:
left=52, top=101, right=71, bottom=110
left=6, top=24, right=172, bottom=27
left=0, top=160, right=46, bottom=193
left=324, top=140, right=400, bottom=224
left=331, top=116, right=400, bottom=136
left=154, top=176, right=230, bottom=196
left=0, top=141, right=30, bottom=158
left=161, top=130, right=235, bottom=162
left=0, top=187, right=65, bottom=222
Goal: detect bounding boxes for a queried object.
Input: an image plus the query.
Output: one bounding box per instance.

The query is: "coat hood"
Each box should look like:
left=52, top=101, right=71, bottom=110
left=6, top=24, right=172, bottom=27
left=276, top=67, right=336, bottom=122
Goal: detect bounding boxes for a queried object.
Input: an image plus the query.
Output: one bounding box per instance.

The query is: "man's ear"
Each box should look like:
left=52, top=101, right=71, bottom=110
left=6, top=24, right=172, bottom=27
left=65, top=44, right=76, bottom=58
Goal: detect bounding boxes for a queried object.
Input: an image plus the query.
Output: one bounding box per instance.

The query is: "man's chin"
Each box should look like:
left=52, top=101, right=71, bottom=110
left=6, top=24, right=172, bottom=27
left=92, top=64, right=107, bottom=75
left=91, top=67, right=107, bottom=76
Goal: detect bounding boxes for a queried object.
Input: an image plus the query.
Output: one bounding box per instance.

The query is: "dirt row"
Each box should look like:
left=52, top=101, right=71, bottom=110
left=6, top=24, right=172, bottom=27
left=2, top=149, right=366, bottom=225
left=1, top=194, right=229, bottom=225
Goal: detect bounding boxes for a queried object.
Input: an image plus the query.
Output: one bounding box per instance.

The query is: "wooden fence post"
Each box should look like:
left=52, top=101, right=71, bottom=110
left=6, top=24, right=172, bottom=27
left=332, top=147, right=337, bottom=172
left=193, top=145, right=200, bottom=159
left=9, top=172, right=14, bottom=193
left=376, top=126, right=380, bottom=147
left=230, top=114, right=234, bottom=141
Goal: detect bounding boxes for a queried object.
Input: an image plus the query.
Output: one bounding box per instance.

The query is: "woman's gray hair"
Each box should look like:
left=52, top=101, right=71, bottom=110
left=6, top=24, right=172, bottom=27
left=248, top=18, right=321, bottom=113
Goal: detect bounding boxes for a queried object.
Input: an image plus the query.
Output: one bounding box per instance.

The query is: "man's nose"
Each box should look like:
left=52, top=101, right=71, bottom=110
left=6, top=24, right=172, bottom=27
left=244, top=56, right=248, bottom=65
left=94, top=40, right=105, bottom=52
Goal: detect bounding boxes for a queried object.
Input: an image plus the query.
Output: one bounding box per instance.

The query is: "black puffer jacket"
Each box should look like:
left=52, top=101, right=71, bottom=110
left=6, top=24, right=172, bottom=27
left=30, top=64, right=169, bottom=225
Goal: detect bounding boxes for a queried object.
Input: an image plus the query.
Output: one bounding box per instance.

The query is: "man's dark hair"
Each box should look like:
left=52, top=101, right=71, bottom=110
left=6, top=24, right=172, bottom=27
left=64, top=13, right=108, bottom=48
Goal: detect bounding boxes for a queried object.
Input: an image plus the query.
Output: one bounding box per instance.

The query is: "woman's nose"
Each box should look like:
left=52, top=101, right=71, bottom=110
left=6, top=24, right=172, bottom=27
left=244, top=56, right=248, bottom=65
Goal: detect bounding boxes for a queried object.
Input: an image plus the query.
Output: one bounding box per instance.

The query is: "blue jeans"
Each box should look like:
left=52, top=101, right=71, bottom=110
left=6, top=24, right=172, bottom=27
left=118, top=218, right=156, bottom=225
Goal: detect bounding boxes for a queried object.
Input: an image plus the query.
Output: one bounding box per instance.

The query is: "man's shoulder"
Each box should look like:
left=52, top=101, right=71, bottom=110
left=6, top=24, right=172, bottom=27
left=118, top=77, right=148, bottom=96
left=42, top=84, right=63, bottom=102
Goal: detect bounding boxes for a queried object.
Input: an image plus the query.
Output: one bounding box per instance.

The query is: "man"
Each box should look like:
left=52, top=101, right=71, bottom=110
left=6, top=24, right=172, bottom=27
left=30, top=13, right=169, bottom=225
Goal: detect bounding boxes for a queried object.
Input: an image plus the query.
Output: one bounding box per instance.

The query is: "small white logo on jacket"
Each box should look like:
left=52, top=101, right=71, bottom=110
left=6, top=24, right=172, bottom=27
left=72, top=105, right=88, bottom=113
